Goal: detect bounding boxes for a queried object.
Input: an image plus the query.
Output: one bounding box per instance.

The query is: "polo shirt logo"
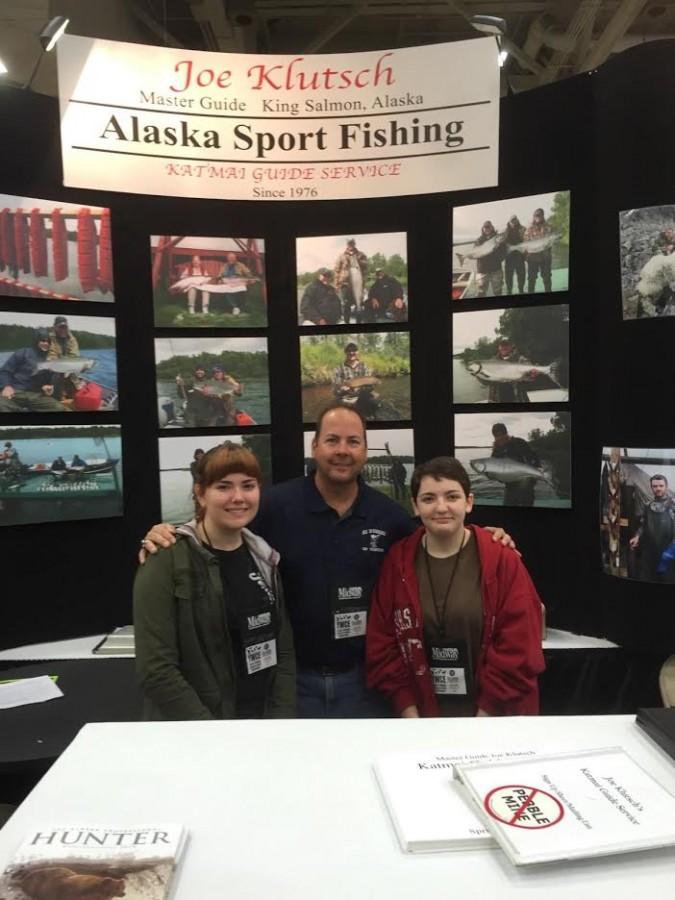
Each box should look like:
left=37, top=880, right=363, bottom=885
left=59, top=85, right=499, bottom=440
left=247, top=611, right=272, bottom=629
left=361, top=528, right=386, bottom=552
left=338, top=586, right=363, bottom=601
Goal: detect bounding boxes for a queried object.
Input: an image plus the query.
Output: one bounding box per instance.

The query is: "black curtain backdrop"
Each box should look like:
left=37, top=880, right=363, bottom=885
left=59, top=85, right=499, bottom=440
left=0, top=42, right=673, bottom=660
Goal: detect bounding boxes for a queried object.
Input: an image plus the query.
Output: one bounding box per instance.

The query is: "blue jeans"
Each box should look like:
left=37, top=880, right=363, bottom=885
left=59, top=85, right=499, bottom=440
left=296, top=665, right=391, bottom=719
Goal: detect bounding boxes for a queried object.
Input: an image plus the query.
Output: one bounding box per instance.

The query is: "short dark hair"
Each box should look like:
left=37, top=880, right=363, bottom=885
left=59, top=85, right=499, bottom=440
left=345, top=342, right=358, bottom=352
left=410, top=456, right=471, bottom=501
left=313, top=402, right=367, bottom=443
left=650, top=473, right=668, bottom=486
left=491, top=422, right=508, bottom=437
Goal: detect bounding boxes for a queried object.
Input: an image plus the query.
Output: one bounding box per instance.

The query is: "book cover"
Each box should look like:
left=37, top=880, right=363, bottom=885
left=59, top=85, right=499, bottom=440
left=0, top=824, right=185, bottom=900
left=374, top=748, right=535, bottom=853
left=454, top=746, right=675, bottom=866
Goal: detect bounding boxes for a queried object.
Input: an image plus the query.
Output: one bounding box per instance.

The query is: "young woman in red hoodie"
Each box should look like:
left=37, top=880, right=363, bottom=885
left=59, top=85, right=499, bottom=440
left=366, top=456, right=545, bottom=717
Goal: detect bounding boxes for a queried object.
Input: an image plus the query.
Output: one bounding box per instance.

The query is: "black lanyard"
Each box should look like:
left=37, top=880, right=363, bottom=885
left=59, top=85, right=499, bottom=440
left=423, top=534, right=466, bottom=639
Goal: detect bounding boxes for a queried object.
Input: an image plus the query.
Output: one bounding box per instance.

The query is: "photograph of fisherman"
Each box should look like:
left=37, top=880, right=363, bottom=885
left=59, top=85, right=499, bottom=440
left=452, top=190, right=569, bottom=300
left=217, top=250, right=254, bottom=316
left=0, top=327, right=64, bottom=412
left=150, top=235, right=266, bottom=327
left=301, top=332, right=411, bottom=423
left=181, top=254, right=210, bottom=315
left=453, top=305, right=569, bottom=404
left=629, top=473, right=675, bottom=583
left=47, top=316, right=80, bottom=359
left=490, top=423, right=543, bottom=507
left=296, top=232, right=408, bottom=326
left=190, top=448, right=205, bottom=484
left=600, top=448, right=675, bottom=583
left=363, top=268, right=407, bottom=323
left=454, top=411, right=571, bottom=509
left=525, top=208, right=553, bottom=293
left=333, top=342, right=371, bottom=397
left=303, top=426, right=414, bottom=512
left=155, top=337, right=270, bottom=429
left=0, top=440, right=20, bottom=472
left=134, top=441, right=295, bottom=720
left=176, top=365, right=239, bottom=428
left=504, top=215, right=526, bottom=293
left=0, top=193, right=114, bottom=303
left=0, top=311, right=118, bottom=412
left=619, top=205, right=675, bottom=318
left=474, top=220, right=505, bottom=297
left=366, top=455, right=545, bottom=718
left=335, top=238, right=368, bottom=323
left=299, top=268, right=342, bottom=325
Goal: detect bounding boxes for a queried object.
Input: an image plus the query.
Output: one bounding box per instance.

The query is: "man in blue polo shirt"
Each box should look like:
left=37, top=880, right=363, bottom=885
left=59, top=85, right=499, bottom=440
left=253, top=403, right=415, bottom=717
left=140, top=403, right=512, bottom=717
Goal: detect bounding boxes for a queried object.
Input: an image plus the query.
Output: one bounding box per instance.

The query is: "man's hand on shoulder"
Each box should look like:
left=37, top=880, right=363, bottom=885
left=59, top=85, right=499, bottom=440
left=484, top=525, right=521, bottom=556
left=139, top=523, right=177, bottom=564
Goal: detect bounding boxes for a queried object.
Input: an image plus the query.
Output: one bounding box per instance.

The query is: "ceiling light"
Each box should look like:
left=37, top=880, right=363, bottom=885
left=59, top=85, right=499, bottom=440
left=0, top=58, right=7, bottom=75
left=499, top=50, right=509, bottom=67
left=470, top=15, right=506, bottom=37
left=40, top=15, right=70, bottom=52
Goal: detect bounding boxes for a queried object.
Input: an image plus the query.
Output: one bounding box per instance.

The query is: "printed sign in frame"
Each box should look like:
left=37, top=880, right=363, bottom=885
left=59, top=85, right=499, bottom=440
left=57, top=34, right=499, bottom=202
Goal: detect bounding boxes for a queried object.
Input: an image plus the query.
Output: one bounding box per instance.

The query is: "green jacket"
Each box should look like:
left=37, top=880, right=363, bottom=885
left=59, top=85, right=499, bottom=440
left=133, top=524, right=295, bottom=720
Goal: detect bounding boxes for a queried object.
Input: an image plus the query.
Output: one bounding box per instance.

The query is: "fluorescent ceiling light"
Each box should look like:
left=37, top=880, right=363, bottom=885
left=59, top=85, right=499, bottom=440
left=499, top=50, right=509, bottom=67
left=0, top=58, right=8, bottom=75
left=40, top=15, right=70, bottom=52
left=470, top=15, right=506, bottom=37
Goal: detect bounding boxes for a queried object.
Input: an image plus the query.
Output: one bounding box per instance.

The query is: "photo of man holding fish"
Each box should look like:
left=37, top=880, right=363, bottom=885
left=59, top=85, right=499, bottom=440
left=451, top=190, right=570, bottom=301
left=296, top=232, right=408, bottom=326
left=454, top=411, right=571, bottom=508
left=600, top=447, right=675, bottom=583
left=453, top=305, right=569, bottom=404
left=0, top=311, right=118, bottom=412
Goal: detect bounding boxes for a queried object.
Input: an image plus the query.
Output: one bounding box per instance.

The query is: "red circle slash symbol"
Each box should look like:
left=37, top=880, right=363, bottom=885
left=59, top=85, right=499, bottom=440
left=483, top=784, right=564, bottom=829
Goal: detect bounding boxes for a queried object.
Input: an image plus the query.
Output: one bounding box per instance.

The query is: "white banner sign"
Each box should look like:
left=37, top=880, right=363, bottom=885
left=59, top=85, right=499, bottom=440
left=57, top=35, right=499, bottom=202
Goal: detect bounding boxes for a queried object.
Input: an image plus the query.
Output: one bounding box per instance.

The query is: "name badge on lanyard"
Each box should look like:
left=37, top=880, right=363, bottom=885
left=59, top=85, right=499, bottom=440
left=241, top=607, right=278, bottom=675
left=427, top=639, right=469, bottom=696
left=245, top=639, right=277, bottom=675
left=333, top=584, right=367, bottom=639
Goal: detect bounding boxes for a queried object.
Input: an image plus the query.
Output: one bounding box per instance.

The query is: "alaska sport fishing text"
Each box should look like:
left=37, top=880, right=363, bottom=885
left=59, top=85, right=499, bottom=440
left=99, top=115, right=465, bottom=159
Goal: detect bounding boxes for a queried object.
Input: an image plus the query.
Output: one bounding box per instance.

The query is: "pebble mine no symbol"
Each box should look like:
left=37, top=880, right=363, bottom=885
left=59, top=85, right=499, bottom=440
left=483, top=785, right=564, bottom=829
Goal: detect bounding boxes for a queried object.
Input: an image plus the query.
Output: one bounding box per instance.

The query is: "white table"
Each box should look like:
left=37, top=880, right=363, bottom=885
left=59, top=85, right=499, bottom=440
left=543, top=628, right=619, bottom=650
left=0, top=716, right=673, bottom=899
left=0, top=634, right=133, bottom=661
left=0, top=628, right=616, bottom=661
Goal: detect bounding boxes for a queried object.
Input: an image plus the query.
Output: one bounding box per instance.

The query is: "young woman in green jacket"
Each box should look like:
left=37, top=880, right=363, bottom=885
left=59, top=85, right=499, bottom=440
left=134, top=443, right=295, bottom=720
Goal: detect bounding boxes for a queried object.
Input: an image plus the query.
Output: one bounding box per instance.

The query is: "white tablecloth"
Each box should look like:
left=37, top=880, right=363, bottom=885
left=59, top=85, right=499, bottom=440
left=0, top=716, right=672, bottom=899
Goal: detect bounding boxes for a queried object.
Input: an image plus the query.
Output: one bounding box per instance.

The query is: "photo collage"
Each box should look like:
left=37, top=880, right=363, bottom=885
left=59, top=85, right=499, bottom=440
left=6, top=183, right=668, bottom=577
left=297, top=232, right=413, bottom=509
left=0, top=193, right=122, bottom=527
left=450, top=190, right=572, bottom=509
left=151, top=235, right=271, bottom=521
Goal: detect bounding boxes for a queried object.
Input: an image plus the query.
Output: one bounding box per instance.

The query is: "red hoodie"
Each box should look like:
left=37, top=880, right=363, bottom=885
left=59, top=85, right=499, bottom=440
left=366, top=525, right=545, bottom=717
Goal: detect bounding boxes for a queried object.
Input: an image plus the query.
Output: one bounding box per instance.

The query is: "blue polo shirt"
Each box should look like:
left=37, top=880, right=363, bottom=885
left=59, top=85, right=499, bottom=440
left=252, top=476, right=416, bottom=669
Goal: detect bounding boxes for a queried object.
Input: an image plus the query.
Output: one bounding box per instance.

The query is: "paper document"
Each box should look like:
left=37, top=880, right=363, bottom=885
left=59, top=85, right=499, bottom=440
left=454, top=746, right=675, bottom=865
left=0, top=675, right=63, bottom=709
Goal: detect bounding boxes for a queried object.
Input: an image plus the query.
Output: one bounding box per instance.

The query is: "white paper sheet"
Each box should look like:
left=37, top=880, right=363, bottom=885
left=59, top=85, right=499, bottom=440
left=0, top=675, right=63, bottom=709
